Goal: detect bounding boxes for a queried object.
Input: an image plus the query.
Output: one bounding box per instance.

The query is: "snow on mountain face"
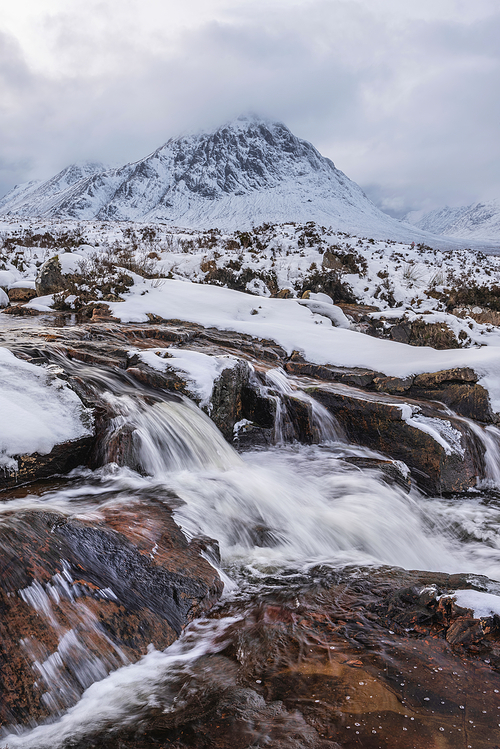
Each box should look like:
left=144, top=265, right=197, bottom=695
left=0, top=161, right=108, bottom=216
left=0, top=116, right=456, bottom=241
left=405, top=200, right=500, bottom=242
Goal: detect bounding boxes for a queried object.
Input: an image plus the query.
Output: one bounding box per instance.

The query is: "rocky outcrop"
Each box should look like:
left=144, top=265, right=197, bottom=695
left=0, top=435, right=94, bottom=490
left=0, top=318, right=496, bottom=493
left=0, top=501, right=222, bottom=728
left=286, top=353, right=493, bottom=423
left=308, top=383, right=484, bottom=494
left=209, top=359, right=252, bottom=440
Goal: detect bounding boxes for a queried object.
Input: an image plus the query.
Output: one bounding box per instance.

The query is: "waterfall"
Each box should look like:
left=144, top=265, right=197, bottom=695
left=4, top=351, right=500, bottom=748
left=261, top=367, right=343, bottom=444
left=102, top=393, right=241, bottom=474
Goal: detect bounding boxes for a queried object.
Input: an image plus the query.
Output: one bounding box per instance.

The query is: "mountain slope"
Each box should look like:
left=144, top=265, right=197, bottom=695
left=0, top=117, right=457, bottom=241
left=405, top=200, right=500, bottom=242
left=0, top=161, right=108, bottom=217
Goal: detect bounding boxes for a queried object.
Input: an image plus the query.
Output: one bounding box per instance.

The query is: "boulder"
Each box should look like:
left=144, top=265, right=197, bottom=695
left=7, top=286, right=37, bottom=302
left=35, top=255, right=66, bottom=296
left=209, top=359, right=251, bottom=440
left=343, top=455, right=412, bottom=492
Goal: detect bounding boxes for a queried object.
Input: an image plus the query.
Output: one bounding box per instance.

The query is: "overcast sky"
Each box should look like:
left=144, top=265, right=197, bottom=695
left=1, top=0, right=499, bottom=216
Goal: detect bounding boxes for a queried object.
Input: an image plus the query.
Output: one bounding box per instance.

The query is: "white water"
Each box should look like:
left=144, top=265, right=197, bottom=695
left=263, top=367, right=342, bottom=443
left=4, top=368, right=500, bottom=746
left=103, top=392, right=240, bottom=473
left=1, top=618, right=240, bottom=748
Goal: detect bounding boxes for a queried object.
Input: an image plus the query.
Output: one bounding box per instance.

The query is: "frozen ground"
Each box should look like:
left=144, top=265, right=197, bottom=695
left=3, top=217, right=500, bottom=422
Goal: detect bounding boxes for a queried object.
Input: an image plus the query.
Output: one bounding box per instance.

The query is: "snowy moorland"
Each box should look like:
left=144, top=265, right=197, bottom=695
left=2, top=218, right=500, bottom=414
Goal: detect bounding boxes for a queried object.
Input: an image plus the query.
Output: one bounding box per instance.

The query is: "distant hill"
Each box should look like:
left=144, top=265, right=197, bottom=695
left=405, top=200, right=500, bottom=242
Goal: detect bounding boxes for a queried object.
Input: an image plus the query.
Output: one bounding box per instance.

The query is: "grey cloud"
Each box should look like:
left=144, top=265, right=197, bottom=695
left=0, top=1, right=499, bottom=216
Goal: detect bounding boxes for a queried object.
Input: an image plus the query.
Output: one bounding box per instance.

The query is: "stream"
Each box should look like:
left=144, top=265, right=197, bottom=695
left=2, top=316, right=500, bottom=748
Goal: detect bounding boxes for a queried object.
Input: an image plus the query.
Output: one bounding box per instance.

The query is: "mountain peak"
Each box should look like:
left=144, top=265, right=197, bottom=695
left=0, top=118, right=438, bottom=241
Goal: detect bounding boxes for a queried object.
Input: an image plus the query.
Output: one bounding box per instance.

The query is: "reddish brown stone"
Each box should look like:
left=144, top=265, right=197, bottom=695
left=0, top=501, right=222, bottom=728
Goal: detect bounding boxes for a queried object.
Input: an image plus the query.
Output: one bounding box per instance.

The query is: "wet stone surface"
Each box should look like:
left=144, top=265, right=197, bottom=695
left=0, top=499, right=222, bottom=728
left=78, top=568, right=500, bottom=749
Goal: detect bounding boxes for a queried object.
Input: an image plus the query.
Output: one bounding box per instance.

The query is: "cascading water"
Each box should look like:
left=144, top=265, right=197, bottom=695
left=102, top=393, right=240, bottom=474
left=260, top=366, right=342, bottom=443
left=3, top=356, right=500, bottom=747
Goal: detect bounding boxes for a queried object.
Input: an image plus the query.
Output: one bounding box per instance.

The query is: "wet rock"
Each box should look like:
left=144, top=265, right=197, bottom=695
left=373, top=374, right=414, bottom=393
left=79, top=568, right=500, bottom=749
left=369, top=367, right=493, bottom=422
left=343, top=456, right=412, bottom=492
left=285, top=351, right=380, bottom=388
left=233, top=422, right=275, bottom=450
left=411, top=381, right=492, bottom=422
left=198, top=328, right=287, bottom=363
left=0, top=501, right=222, bottom=728
left=126, top=364, right=191, bottom=396
left=35, top=255, right=66, bottom=296
left=0, top=435, right=94, bottom=490
left=445, top=617, right=485, bottom=646
left=308, top=384, right=485, bottom=493
left=410, top=368, right=492, bottom=422
left=209, top=359, right=251, bottom=440
left=1, top=304, right=41, bottom=316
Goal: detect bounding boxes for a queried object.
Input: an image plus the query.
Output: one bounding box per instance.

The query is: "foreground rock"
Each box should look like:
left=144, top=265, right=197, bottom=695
left=74, top=567, right=500, bottom=749
left=0, top=500, right=222, bottom=728
left=0, top=435, right=94, bottom=490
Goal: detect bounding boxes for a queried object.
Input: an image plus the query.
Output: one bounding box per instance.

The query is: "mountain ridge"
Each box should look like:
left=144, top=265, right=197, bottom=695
left=0, top=117, right=471, bottom=244
left=405, top=199, right=500, bottom=242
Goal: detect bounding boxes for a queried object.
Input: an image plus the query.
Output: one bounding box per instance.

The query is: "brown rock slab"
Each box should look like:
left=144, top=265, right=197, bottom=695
left=79, top=568, right=500, bottom=749
left=0, top=501, right=222, bottom=728
left=0, top=436, right=94, bottom=490
left=413, top=367, right=478, bottom=387
left=307, top=383, right=485, bottom=494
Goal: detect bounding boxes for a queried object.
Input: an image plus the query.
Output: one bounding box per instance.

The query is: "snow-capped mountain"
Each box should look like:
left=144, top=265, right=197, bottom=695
left=405, top=200, right=500, bottom=242
left=0, top=161, right=108, bottom=216
left=0, top=116, right=461, bottom=242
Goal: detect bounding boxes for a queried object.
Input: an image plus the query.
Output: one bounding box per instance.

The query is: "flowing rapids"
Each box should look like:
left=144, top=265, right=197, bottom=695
left=3, top=360, right=500, bottom=747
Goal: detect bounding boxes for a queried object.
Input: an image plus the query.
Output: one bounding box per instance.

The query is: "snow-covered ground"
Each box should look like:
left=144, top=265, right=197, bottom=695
left=3, top=218, right=500, bottom=418
left=100, top=276, right=500, bottom=413
left=0, top=348, right=93, bottom=470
